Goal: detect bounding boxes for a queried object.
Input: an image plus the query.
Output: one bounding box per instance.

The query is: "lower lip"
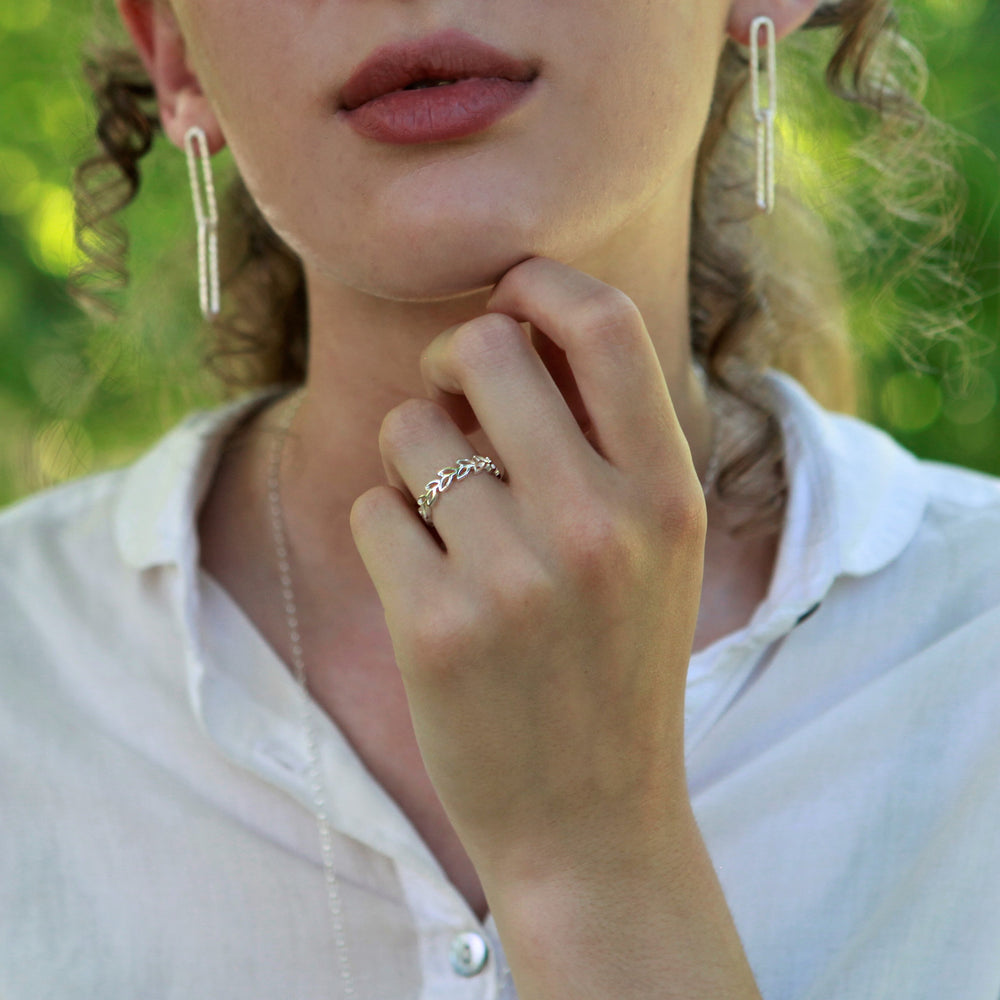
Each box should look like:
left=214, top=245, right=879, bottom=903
left=341, top=77, right=535, bottom=144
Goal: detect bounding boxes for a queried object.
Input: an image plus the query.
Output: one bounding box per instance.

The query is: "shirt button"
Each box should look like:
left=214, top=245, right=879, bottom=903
left=449, top=931, right=490, bottom=977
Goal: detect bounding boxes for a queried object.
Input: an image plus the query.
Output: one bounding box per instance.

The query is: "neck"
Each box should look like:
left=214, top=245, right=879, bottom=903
left=287, top=186, right=709, bottom=556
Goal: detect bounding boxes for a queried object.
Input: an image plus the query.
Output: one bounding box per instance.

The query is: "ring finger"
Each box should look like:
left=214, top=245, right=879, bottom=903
left=378, top=396, right=514, bottom=550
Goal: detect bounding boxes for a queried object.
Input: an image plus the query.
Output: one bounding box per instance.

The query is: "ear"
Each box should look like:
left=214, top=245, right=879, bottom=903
left=726, top=0, right=823, bottom=45
left=115, top=0, right=225, bottom=154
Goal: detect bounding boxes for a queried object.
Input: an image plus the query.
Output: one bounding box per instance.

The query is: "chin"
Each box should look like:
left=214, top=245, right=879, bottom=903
left=350, top=166, right=567, bottom=298
left=352, top=252, right=531, bottom=303
left=305, top=215, right=545, bottom=303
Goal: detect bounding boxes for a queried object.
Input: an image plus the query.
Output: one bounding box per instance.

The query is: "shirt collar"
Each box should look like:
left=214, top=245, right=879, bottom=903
left=681, top=371, right=930, bottom=748
left=114, top=390, right=278, bottom=570
left=763, top=369, right=927, bottom=604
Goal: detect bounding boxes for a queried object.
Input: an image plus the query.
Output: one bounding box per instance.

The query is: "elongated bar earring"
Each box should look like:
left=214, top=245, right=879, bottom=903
left=183, top=125, right=221, bottom=318
left=750, top=15, right=777, bottom=214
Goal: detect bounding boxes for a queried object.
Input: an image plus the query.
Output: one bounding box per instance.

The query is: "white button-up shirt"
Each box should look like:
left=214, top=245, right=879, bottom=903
left=3, top=371, right=1000, bottom=998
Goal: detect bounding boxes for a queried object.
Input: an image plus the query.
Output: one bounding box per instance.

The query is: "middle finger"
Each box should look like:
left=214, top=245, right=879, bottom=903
left=420, top=312, right=601, bottom=499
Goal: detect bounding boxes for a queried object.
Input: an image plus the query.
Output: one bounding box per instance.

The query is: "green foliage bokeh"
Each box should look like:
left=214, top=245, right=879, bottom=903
left=0, top=0, right=998, bottom=507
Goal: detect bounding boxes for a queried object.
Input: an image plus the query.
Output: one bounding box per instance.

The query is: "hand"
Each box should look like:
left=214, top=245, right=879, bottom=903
left=350, top=257, right=707, bottom=886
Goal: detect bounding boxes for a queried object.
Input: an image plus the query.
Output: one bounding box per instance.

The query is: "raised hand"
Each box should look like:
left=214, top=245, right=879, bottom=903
left=350, top=257, right=759, bottom=1000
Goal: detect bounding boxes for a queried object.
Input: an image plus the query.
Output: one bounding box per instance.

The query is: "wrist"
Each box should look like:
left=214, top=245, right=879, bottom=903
left=471, top=775, right=696, bottom=893
left=481, top=809, right=761, bottom=1000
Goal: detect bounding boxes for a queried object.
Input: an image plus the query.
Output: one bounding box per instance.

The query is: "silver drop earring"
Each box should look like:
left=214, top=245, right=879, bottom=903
left=750, top=15, right=777, bottom=214
left=183, top=125, right=221, bottom=318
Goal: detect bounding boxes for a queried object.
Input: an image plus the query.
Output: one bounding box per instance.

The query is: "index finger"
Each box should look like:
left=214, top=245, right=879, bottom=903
left=486, top=258, right=688, bottom=472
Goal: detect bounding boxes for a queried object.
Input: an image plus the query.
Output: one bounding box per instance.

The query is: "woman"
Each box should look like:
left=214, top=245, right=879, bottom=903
left=2, top=0, right=999, bottom=997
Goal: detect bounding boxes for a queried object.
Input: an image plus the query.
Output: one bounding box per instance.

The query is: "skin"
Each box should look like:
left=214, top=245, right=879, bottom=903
left=119, top=0, right=821, bottom=996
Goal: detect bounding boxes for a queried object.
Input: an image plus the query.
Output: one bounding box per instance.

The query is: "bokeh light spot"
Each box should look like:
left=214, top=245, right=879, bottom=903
left=943, top=367, right=997, bottom=426
left=880, top=371, right=943, bottom=432
left=924, top=0, right=988, bottom=28
left=26, top=183, right=83, bottom=276
left=0, top=0, right=51, bottom=32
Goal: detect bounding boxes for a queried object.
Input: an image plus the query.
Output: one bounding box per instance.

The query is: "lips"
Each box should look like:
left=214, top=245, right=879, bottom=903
left=338, top=28, right=538, bottom=112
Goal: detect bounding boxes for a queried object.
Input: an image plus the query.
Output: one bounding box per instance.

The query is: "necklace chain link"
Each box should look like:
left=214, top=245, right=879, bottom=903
left=267, top=390, right=357, bottom=995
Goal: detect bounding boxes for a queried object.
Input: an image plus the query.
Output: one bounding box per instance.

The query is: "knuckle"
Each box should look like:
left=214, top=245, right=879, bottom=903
left=652, top=482, right=708, bottom=544
left=487, top=256, right=543, bottom=306
left=573, top=287, right=644, bottom=352
left=449, top=313, right=526, bottom=374
left=559, top=508, right=637, bottom=584
left=378, top=397, right=448, bottom=456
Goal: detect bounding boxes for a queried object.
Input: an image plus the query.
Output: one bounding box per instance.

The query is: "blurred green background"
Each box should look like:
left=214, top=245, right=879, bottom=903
left=1, top=0, right=998, bottom=507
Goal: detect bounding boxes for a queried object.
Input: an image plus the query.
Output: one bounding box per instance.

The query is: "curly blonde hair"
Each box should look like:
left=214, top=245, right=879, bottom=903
left=69, top=0, right=967, bottom=532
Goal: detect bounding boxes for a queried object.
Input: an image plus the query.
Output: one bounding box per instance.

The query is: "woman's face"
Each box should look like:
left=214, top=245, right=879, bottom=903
left=163, top=0, right=731, bottom=300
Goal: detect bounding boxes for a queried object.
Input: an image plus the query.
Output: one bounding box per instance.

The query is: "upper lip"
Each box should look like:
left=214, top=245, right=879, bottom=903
left=339, top=28, right=537, bottom=111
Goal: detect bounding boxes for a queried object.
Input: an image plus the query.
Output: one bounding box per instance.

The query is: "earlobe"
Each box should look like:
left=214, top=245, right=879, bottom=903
left=115, top=0, right=225, bottom=154
left=726, top=0, right=822, bottom=45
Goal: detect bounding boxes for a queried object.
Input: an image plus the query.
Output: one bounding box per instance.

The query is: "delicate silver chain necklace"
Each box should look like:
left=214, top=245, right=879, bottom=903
left=264, top=376, right=719, bottom=996
left=266, top=390, right=358, bottom=996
